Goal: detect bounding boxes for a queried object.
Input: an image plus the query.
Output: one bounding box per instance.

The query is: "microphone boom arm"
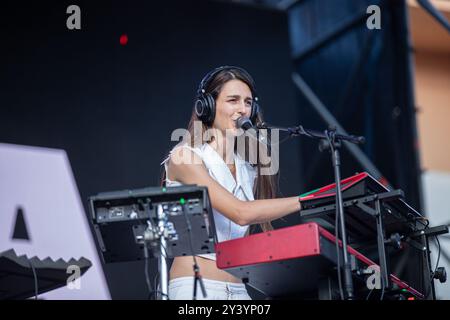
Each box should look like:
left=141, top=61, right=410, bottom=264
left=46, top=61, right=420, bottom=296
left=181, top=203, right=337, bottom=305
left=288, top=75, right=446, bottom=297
left=257, top=122, right=365, bottom=145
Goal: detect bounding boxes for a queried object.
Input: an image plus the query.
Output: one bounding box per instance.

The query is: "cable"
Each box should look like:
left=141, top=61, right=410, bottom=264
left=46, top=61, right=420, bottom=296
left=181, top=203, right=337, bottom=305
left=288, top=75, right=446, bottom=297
left=139, top=201, right=171, bottom=300
left=182, top=201, right=207, bottom=300
left=425, top=235, right=441, bottom=298
left=424, top=217, right=430, bottom=228
left=144, top=243, right=170, bottom=300
left=366, top=288, right=374, bottom=300
left=29, top=260, right=39, bottom=300
left=143, top=244, right=153, bottom=298
left=423, top=237, right=434, bottom=299
left=423, top=235, right=441, bottom=299
left=139, top=202, right=159, bottom=299
left=427, top=236, right=441, bottom=298
left=152, top=237, right=170, bottom=298
left=433, top=236, right=441, bottom=280
left=152, top=272, right=159, bottom=299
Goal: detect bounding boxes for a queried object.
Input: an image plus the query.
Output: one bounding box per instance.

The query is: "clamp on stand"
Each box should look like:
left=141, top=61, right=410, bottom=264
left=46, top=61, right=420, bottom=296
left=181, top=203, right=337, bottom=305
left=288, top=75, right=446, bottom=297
left=137, top=203, right=170, bottom=300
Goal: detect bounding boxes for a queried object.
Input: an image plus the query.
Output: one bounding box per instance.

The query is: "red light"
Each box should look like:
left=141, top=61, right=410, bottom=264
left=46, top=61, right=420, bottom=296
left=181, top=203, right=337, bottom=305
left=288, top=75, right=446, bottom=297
left=408, top=297, right=415, bottom=300
left=120, top=34, right=128, bottom=46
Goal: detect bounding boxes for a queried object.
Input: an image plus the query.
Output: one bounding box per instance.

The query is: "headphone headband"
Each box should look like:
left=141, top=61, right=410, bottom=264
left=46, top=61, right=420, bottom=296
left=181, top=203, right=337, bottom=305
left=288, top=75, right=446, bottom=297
left=197, top=66, right=258, bottom=99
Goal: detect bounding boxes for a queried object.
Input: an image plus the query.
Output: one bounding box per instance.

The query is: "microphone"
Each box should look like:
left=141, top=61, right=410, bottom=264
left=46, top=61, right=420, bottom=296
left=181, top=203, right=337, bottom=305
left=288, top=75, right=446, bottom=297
left=236, top=116, right=254, bottom=131
left=236, top=117, right=269, bottom=147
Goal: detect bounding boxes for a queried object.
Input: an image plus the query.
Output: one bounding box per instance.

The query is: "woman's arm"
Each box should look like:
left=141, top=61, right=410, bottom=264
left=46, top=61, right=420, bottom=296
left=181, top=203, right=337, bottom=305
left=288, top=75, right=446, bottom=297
left=167, top=147, right=301, bottom=226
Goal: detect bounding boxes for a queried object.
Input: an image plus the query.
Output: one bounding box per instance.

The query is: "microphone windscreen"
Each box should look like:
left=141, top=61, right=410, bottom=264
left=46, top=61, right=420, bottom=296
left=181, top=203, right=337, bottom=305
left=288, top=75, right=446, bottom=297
left=236, top=117, right=253, bottom=131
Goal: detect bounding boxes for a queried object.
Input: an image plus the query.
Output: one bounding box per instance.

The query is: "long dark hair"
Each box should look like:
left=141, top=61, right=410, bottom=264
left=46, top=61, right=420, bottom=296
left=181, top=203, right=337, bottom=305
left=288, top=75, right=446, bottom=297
left=162, top=67, right=277, bottom=233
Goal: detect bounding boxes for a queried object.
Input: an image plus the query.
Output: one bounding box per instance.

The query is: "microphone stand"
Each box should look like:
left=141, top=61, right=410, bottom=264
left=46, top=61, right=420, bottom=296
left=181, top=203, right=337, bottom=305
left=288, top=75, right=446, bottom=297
left=181, top=202, right=207, bottom=300
left=258, top=122, right=365, bottom=300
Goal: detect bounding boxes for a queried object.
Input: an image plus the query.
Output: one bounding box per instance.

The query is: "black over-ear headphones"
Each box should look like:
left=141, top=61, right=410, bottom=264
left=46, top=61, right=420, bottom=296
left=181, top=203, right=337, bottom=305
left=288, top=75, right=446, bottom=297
left=194, top=66, right=260, bottom=126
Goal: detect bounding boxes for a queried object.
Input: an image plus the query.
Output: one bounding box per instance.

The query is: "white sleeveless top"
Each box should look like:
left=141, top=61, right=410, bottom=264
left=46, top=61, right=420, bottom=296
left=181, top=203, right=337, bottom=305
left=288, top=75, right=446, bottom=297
left=161, top=143, right=257, bottom=261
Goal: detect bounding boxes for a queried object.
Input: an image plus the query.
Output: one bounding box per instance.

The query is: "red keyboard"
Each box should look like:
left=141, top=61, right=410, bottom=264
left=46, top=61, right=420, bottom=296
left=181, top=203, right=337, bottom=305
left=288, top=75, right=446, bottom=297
left=215, top=222, right=423, bottom=299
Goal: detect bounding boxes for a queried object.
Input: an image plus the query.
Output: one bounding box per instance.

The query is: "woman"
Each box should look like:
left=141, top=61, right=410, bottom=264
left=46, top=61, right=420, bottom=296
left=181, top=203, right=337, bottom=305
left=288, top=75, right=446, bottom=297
left=162, top=66, right=301, bottom=300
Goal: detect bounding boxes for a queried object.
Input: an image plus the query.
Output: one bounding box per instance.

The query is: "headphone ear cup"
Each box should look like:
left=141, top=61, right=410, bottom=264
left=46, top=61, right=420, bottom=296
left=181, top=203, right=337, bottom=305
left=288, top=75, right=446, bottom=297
left=204, top=93, right=216, bottom=126
left=195, top=96, right=209, bottom=122
left=195, top=93, right=216, bottom=126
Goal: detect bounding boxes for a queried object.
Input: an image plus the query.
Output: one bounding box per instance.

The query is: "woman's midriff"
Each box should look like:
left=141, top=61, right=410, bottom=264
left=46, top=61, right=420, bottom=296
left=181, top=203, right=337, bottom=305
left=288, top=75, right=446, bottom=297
left=170, top=256, right=242, bottom=283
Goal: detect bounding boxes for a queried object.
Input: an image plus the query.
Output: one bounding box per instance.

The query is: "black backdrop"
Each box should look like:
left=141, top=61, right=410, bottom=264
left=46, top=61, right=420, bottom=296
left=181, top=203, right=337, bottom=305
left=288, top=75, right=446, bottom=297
left=1, top=0, right=301, bottom=299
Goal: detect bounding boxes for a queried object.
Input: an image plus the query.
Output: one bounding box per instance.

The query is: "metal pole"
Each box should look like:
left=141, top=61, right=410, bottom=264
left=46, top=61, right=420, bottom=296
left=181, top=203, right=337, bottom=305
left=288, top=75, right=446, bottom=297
left=157, top=204, right=169, bottom=300
left=331, top=140, right=354, bottom=299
